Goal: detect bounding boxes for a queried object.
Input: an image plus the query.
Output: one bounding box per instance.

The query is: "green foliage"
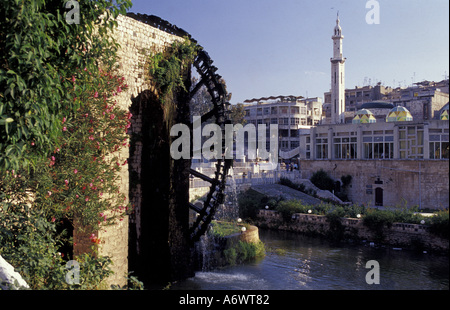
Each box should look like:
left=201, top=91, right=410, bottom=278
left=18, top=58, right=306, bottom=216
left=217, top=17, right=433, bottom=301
left=0, top=202, right=112, bottom=289
left=325, top=206, right=346, bottom=240
left=229, top=103, right=247, bottom=125
left=224, top=241, right=265, bottom=266
left=148, top=38, right=200, bottom=103
left=237, top=188, right=274, bottom=220
left=210, top=221, right=247, bottom=238
left=0, top=0, right=137, bottom=289
left=310, top=169, right=335, bottom=192
left=275, top=200, right=311, bottom=222
left=31, top=67, right=131, bottom=230
left=362, top=209, right=395, bottom=241
left=0, top=0, right=132, bottom=171
left=428, top=210, right=449, bottom=239
left=340, top=175, right=352, bottom=187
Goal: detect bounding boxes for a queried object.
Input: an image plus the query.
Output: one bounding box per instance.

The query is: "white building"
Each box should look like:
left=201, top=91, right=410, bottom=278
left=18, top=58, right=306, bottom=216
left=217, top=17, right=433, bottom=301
left=243, top=96, right=322, bottom=153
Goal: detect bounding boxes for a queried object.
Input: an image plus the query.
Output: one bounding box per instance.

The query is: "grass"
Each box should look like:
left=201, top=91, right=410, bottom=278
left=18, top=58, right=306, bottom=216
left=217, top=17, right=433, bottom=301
left=210, top=220, right=249, bottom=238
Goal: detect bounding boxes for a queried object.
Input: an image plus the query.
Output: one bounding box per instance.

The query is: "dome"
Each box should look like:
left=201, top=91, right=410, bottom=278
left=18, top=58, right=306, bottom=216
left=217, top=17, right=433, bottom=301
left=386, top=106, right=413, bottom=122
left=440, top=103, right=449, bottom=120
left=352, top=109, right=376, bottom=123
left=360, top=101, right=394, bottom=110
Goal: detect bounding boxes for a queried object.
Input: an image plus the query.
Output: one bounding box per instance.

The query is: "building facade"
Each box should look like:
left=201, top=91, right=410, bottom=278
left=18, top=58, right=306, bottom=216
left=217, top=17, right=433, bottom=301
left=300, top=119, right=449, bottom=161
left=243, top=96, right=322, bottom=152
left=324, top=81, right=449, bottom=123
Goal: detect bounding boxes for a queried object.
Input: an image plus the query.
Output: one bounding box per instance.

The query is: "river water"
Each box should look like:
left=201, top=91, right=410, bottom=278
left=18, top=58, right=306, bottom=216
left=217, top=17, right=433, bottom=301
left=171, top=229, right=449, bottom=290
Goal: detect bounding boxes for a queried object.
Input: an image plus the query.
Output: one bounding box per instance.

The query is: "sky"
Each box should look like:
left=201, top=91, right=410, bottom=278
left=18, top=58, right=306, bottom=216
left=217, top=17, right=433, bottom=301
left=128, top=0, right=449, bottom=105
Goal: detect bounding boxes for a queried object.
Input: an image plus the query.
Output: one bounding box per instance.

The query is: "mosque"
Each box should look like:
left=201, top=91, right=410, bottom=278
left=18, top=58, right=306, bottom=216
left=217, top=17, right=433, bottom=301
left=296, top=14, right=449, bottom=209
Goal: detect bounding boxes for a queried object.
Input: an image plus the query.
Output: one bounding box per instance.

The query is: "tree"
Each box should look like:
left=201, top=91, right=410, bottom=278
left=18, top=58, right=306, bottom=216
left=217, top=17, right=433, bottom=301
left=310, top=169, right=335, bottom=192
left=229, top=103, right=247, bottom=125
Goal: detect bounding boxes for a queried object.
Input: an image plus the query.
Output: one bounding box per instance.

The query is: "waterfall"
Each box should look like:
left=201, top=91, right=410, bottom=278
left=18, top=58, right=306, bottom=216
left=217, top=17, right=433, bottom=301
left=194, top=167, right=240, bottom=271
left=217, top=167, right=239, bottom=221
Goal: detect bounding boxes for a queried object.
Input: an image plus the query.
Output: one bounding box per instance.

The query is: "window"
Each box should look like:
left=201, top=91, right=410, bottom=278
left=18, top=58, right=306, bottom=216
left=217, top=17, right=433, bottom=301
left=399, top=126, right=424, bottom=159
left=270, top=118, right=278, bottom=124
left=280, top=107, right=288, bottom=114
left=429, top=134, right=450, bottom=159
left=257, top=108, right=262, bottom=116
left=290, top=118, right=299, bottom=125
left=334, top=137, right=357, bottom=159
left=279, top=118, right=289, bottom=125
left=290, top=141, right=299, bottom=148
left=263, top=107, right=270, bottom=115
left=271, top=107, right=278, bottom=115
left=291, top=107, right=299, bottom=114
left=316, top=138, right=328, bottom=159
left=363, top=136, right=394, bottom=159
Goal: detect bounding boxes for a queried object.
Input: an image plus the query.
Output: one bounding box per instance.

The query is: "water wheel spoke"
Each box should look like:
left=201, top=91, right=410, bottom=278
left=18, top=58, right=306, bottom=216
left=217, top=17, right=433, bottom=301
left=189, top=168, right=217, bottom=184
left=188, top=47, right=234, bottom=244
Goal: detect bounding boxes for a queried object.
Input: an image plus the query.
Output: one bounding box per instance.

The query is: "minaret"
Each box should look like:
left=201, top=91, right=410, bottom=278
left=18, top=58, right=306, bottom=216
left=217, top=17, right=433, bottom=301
left=331, top=13, right=346, bottom=124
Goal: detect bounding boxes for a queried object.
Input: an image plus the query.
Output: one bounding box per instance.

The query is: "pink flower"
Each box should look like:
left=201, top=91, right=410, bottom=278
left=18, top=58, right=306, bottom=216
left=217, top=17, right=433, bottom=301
left=94, top=91, right=98, bottom=98
left=76, top=194, right=79, bottom=198
left=62, top=117, right=66, bottom=124
left=31, top=142, right=35, bottom=146
left=51, top=217, right=56, bottom=222
left=63, top=126, right=67, bottom=131
left=47, top=191, right=52, bottom=196
left=51, top=156, right=55, bottom=161
left=85, top=197, right=89, bottom=202
left=72, top=76, right=76, bottom=83
left=110, top=114, right=115, bottom=120
left=127, top=112, right=133, bottom=120
left=74, top=169, right=78, bottom=174
left=64, top=179, right=69, bottom=185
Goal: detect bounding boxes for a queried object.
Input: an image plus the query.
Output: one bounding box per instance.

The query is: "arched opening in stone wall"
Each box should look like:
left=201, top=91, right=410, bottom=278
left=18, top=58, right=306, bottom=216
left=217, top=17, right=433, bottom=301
left=127, top=88, right=193, bottom=286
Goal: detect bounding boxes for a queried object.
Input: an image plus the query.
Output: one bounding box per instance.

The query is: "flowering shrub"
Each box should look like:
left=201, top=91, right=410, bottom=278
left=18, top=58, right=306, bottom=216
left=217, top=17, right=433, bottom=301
left=0, top=0, right=134, bottom=289
left=33, top=66, right=131, bottom=231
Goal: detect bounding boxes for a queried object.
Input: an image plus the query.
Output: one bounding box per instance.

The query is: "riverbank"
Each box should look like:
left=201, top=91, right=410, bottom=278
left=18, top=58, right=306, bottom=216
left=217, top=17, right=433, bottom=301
left=255, top=209, right=449, bottom=253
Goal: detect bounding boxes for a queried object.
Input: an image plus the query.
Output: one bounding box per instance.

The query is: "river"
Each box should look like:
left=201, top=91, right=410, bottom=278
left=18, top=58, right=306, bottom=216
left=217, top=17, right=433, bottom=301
left=171, top=229, right=449, bottom=290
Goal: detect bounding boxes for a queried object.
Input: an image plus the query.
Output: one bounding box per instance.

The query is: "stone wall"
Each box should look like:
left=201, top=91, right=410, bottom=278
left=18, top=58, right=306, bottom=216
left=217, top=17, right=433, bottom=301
left=256, top=209, right=448, bottom=252
left=299, top=159, right=449, bottom=209
left=72, top=13, right=187, bottom=288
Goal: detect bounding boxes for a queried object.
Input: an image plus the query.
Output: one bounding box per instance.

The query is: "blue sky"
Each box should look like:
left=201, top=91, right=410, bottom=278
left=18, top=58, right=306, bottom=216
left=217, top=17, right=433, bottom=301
left=128, top=0, right=449, bottom=104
